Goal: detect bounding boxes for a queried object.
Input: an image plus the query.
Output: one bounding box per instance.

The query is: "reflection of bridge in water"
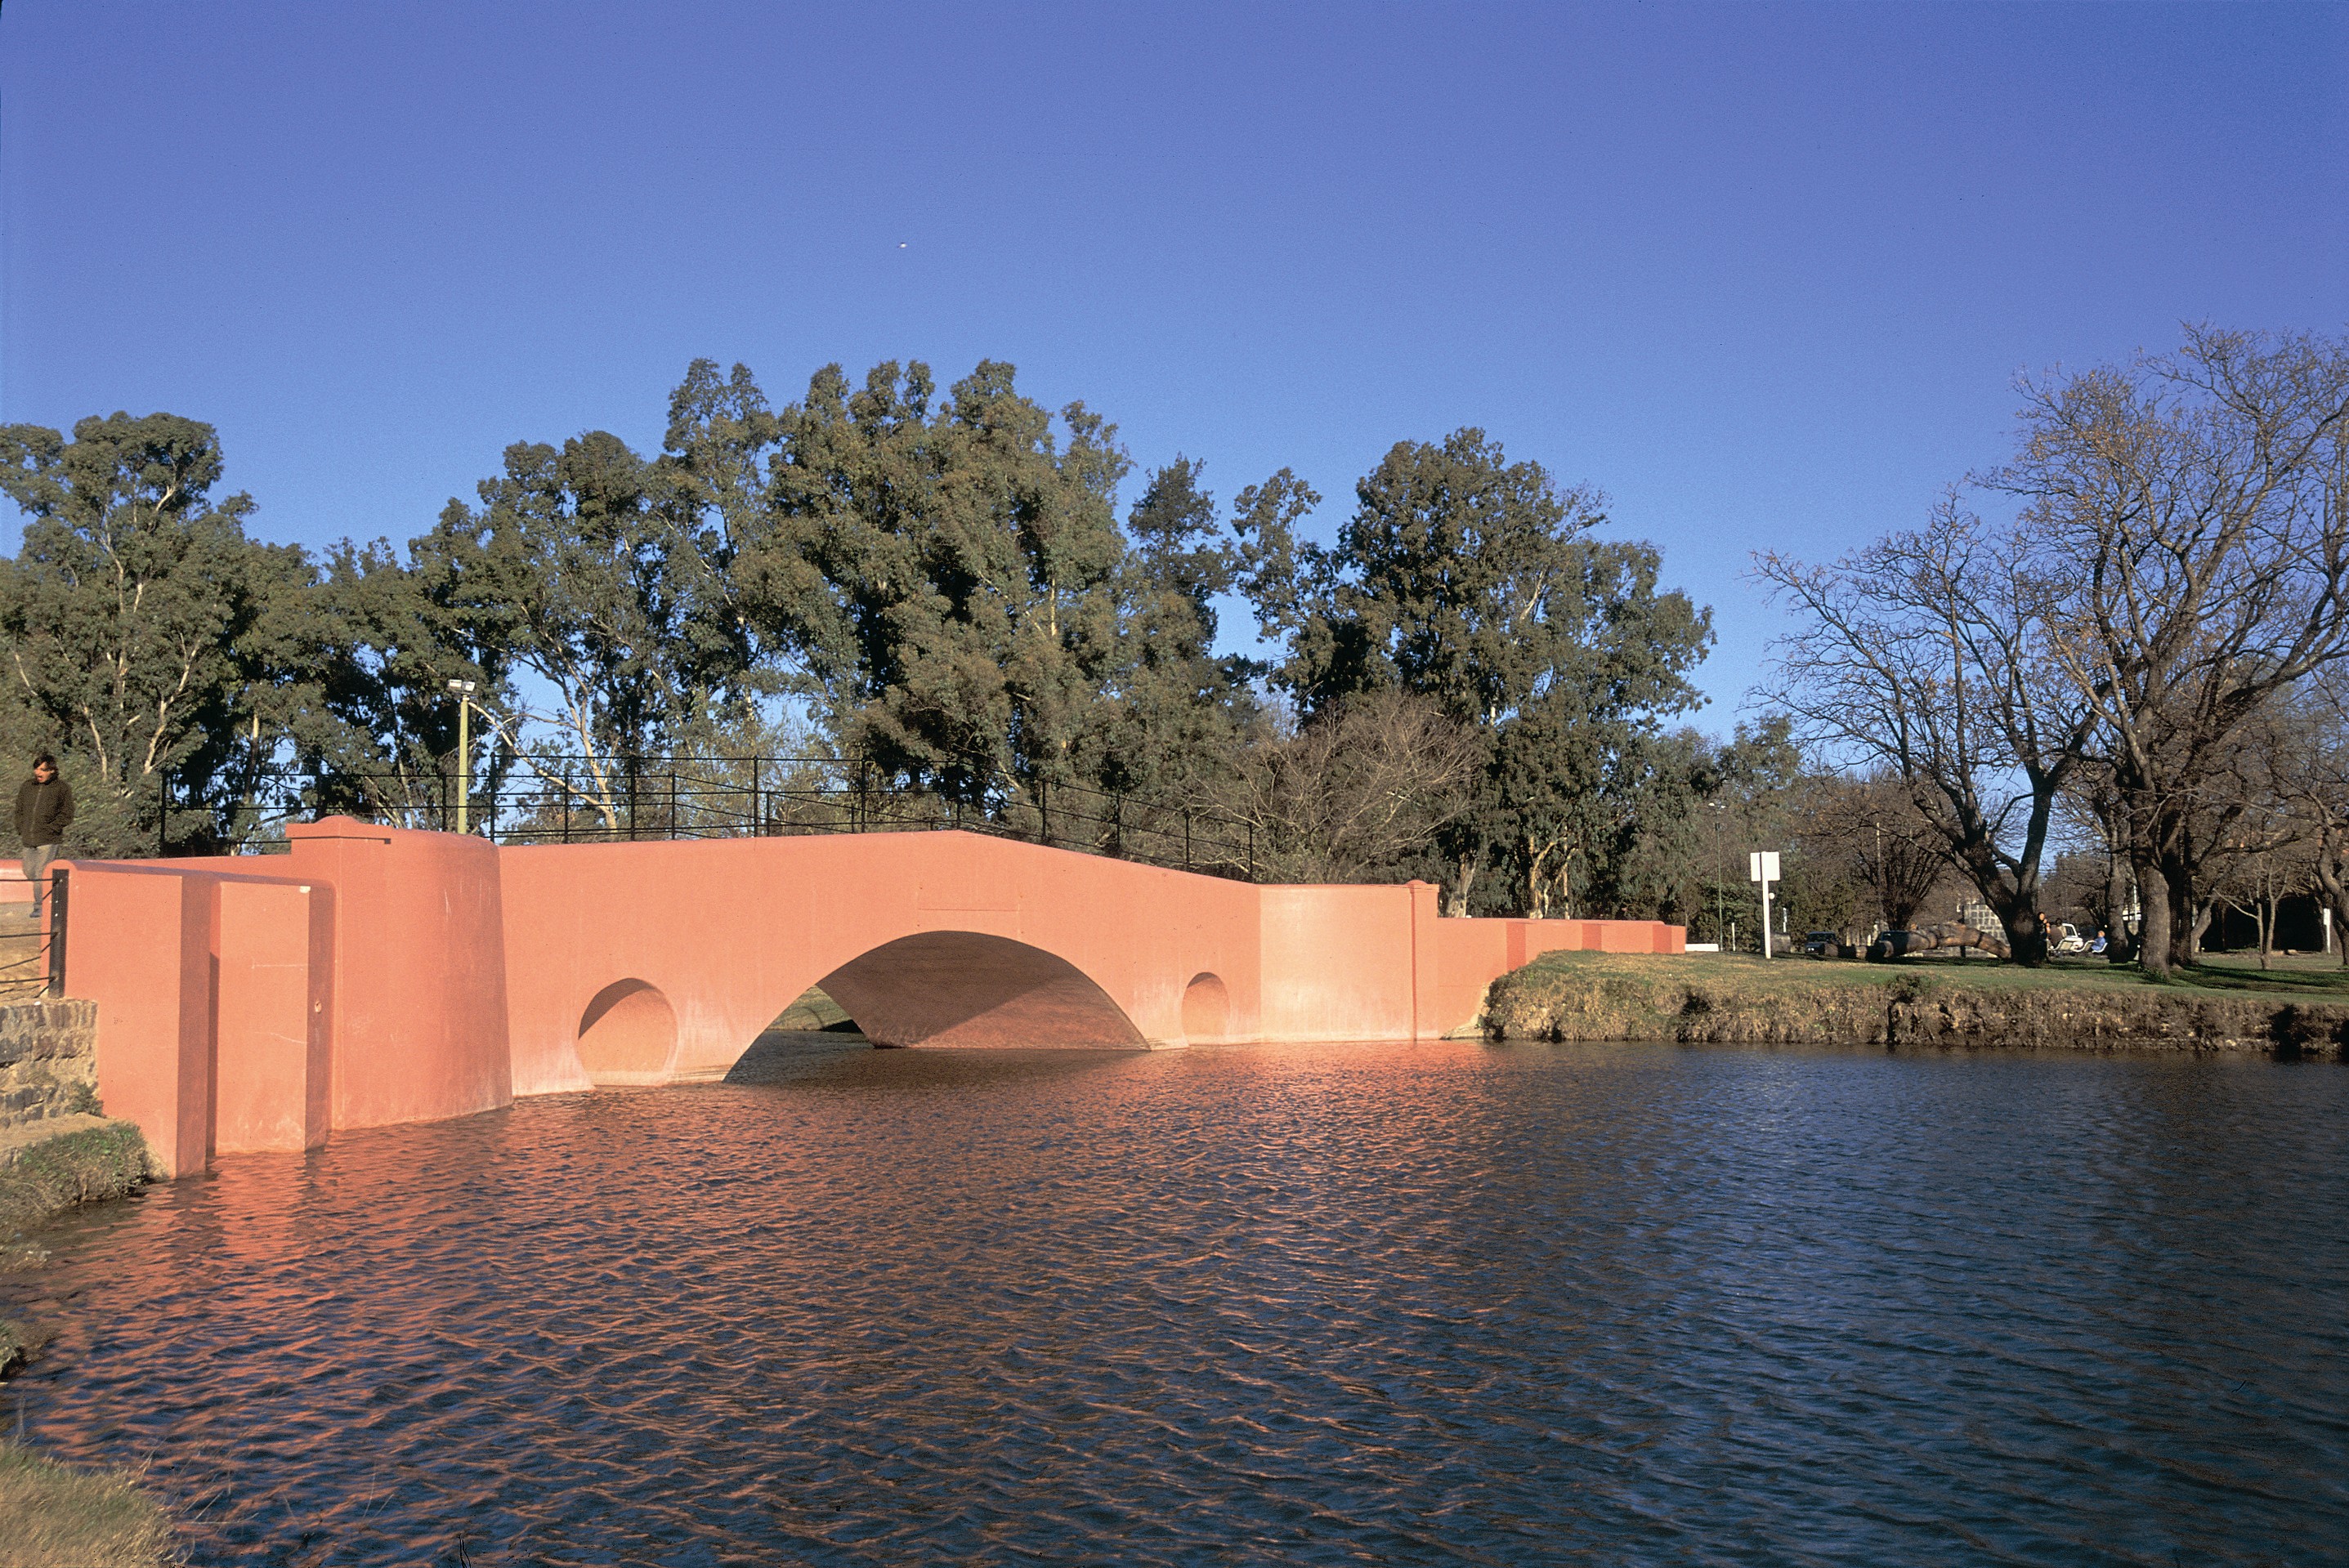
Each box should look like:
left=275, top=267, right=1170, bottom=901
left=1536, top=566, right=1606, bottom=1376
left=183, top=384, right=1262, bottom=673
left=65, top=821, right=1682, bottom=1177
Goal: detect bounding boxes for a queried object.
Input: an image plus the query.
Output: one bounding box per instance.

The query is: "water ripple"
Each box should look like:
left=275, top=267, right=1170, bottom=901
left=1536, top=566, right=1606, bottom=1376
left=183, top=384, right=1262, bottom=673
left=6, top=1039, right=2347, bottom=1565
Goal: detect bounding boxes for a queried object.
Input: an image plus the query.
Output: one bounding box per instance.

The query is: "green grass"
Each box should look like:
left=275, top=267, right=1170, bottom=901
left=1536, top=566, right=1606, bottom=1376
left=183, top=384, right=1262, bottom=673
left=1482, top=949, right=2349, bottom=1051
left=0, top=1122, right=152, bottom=1240
left=2141, top=949, right=2349, bottom=996
left=0, top=1441, right=176, bottom=1567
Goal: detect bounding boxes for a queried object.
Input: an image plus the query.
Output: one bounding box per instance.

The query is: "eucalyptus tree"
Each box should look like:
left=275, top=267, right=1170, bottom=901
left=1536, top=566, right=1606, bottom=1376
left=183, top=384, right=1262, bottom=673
left=1094, top=457, right=1258, bottom=802
left=751, top=359, right=1132, bottom=800
left=0, top=412, right=300, bottom=854
left=284, top=536, right=505, bottom=823
left=414, top=408, right=767, bottom=829
left=653, top=358, right=785, bottom=709
left=1240, top=428, right=1711, bottom=914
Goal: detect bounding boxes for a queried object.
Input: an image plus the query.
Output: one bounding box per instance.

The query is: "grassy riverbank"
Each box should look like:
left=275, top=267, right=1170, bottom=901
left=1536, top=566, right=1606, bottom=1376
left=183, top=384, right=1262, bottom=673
left=0, top=1121, right=151, bottom=1261
left=2, top=1120, right=151, bottom=1370
left=0, top=1122, right=174, bottom=1566
left=0, top=1441, right=176, bottom=1567
left=2, top=1120, right=152, bottom=1373
left=1483, top=950, right=2349, bottom=1053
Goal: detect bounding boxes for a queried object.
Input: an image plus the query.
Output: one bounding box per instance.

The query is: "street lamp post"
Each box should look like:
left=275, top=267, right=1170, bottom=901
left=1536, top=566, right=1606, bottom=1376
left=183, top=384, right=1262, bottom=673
left=446, top=679, right=477, bottom=834
left=1707, top=801, right=1726, bottom=946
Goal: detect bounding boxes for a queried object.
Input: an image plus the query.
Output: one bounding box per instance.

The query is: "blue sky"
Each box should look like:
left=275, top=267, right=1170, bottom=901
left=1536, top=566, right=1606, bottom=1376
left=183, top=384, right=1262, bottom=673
left=2, top=1, right=2342, bottom=726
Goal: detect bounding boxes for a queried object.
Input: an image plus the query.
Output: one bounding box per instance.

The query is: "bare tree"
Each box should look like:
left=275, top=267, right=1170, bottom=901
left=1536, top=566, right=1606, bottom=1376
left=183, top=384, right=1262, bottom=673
left=2004, top=326, right=2349, bottom=972
left=1799, top=773, right=1954, bottom=931
left=2268, top=674, right=2349, bottom=966
left=2051, top=760, right=2142, bottom=961
left=1756, top=500, right=2096, bottom=963
left=2208, top=807, right=2307, bottom=969
left=1192, top=690, right=1481, bottom=882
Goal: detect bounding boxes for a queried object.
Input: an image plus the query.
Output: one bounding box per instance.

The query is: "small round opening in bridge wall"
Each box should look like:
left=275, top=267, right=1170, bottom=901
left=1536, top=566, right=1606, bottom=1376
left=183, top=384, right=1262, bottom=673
left=576, top=980, right=678, bottom=1084
left=1181, top=973, right=1230, bottom=1044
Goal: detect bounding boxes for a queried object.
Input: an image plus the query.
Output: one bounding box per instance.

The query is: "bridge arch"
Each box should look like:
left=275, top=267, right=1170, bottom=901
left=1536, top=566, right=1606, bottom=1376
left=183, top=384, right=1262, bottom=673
left=1181, top=972, right=1231, bottom=1044
left=804, top=930, right=1149, bottom=1051
left=577, top=979, right=679, bottom=1083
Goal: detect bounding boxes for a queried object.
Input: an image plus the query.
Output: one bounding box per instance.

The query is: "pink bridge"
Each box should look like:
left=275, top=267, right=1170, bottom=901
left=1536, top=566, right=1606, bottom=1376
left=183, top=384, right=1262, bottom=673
left=63, top=820, right=1684, bottom=1177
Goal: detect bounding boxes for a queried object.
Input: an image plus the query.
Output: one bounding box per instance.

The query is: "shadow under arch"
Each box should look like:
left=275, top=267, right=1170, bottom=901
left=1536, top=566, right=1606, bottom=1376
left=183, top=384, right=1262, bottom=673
left=1182, top=972, right=1231, bottom=1043
left=577, top=978, right=679, bottom=1083
left=811, top=931, right=1150, bottom=1050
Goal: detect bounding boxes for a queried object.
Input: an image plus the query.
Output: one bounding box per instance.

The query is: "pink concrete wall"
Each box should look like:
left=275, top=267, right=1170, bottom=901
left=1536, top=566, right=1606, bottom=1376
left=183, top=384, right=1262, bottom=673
left=284, top=821, right=512, bottom=1131
left=66, top=866, right=213, bottom=1178
left=1429, top=917, right=1511, bottom=1039
left=211, top=880, right=333, bottom=1155
left=1256, top=882, right=1429, bottom=1042
left=1426, top=915, right=1685, bottom=1034
left=494, top=830, right=1268, bottom=1091
left=66, top=861, right=351, bottom=1170
left=65, top=823, right=1685, bottom=1175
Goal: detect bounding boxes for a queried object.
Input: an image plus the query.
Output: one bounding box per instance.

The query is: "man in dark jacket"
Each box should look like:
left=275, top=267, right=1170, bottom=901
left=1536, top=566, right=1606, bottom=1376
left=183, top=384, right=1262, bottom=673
left=15, top=753, right=72, bottom=922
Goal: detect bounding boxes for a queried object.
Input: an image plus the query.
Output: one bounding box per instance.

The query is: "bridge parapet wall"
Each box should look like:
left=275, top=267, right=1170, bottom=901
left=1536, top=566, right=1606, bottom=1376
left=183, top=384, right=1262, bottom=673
left=64, top=824, right=1683, bottom=1174
left=1256, top=882, right=1429, bottom=1042
left=494, top=829, right=1268, bottom=1087
left=64, top=821, right=510, bottom=1175
left=284, top=820, right=512, bottom=1129
left=65, top=865, right=213, bottom=1177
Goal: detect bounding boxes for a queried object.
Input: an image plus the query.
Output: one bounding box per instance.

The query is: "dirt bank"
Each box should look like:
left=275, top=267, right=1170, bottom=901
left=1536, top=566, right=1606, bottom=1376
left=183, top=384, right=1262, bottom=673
left=1482, top=951, right=2349, bottom=1056
left=1, top=1121, right=151, bottom=1247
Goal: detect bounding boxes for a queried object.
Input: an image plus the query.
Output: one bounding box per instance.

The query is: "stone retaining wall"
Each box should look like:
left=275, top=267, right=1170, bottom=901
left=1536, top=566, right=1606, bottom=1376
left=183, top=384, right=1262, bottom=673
left=0, top=1000, right=99, bottom=1131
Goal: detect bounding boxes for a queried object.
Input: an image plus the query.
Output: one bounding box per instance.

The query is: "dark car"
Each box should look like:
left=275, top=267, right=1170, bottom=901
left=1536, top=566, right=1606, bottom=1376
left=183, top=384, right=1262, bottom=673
left=1803, top=930, right=1847, bottom=958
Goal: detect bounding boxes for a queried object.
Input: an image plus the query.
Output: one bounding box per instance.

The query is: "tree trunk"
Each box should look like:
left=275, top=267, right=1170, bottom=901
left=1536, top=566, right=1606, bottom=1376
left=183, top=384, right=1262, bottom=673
left=2137, top=858, right=2173, bottom=976
left=2001, top=904, right=2048, bottom=967
left=2315, top=837, right=2349, bottom=968
left=2103, top=853, right=2136, bottom=963
left=2187, top=900, right=2212, bottom=963
left=1446, top=851, right=1478, bottom=918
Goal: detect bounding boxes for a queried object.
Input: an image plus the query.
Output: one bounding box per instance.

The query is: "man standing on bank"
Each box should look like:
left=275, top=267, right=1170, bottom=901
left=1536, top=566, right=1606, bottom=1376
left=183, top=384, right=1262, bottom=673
left=15, top=753, right=72, bottom=923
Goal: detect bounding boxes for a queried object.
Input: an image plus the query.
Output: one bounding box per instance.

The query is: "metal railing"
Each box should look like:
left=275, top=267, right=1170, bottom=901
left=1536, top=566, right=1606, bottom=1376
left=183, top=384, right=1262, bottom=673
left=161, top=757, right=1264, bottom=880
left=0, top=868, right=68, bottom=999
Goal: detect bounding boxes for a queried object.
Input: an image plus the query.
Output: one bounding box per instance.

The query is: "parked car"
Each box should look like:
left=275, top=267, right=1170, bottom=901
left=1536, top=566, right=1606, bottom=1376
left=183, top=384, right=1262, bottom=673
left=1803, top=930, right=1847, bottom=958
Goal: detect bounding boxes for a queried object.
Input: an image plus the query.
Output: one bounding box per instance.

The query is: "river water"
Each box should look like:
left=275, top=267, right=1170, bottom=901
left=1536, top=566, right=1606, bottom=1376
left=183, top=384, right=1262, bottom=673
left=7, top=1039, right=2347, bottom=1565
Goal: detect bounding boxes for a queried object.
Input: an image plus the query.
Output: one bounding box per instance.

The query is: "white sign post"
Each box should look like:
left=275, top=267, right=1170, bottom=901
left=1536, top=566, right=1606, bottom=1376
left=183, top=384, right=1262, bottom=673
left=1748, top=851, right=1782, bottom=959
